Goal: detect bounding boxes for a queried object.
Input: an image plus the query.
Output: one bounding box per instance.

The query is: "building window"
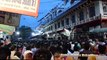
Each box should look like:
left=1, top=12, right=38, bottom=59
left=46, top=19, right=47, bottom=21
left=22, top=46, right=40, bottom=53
left=53, top=10, right=57, bottom=18
left=50, top=26, right=53, bottom=30
left=58, top=10, right=62, bottom=13
left=58, top=22, right=60, bottom=28
left=61, top=20, right=64, bottom=27
left=71, top=14, right=75, bottom=23
left=89, top=5, right=95, bottom=17
left=103, top=2, right=107, bottom=15
left=79, top=11, right=84, bottom=21
left=50, top=14, right=52, bottom=20
left=46, top=17, right=49, bottom=23
left=55, top=24, right=57, bottom=29
left=47, top=27, right=50, bottom=31
left=55, top=11, right=57, bottom=16
left=65, top=18, right=69, bottom=25
left=49, top=27, right=50, bottom=31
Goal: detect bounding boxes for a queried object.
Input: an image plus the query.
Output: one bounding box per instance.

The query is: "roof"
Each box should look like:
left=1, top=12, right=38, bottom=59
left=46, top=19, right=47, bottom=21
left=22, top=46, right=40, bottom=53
left=45, top=0, right=87, bottom=26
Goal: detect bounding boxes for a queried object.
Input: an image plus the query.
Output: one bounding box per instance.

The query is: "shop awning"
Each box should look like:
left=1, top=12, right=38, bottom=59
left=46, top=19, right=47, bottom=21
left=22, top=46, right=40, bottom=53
left=89, top=28, right=107, bottom=33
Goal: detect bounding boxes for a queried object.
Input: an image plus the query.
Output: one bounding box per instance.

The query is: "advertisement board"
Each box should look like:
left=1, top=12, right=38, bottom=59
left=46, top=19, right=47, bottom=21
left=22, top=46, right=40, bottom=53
left=0, top=0, right=40, bottom=17
left=4, top=12, right=21, bottom=27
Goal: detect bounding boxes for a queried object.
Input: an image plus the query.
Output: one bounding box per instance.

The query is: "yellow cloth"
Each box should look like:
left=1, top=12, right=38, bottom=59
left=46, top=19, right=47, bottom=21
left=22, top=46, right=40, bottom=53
left=66, top=56, right=74, bottom=60
left=88, top=54, right=96, bottom=60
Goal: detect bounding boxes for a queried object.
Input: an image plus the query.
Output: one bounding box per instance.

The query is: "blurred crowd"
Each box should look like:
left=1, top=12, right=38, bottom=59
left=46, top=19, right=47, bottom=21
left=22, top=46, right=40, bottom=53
left=0, top=37, right=107, bottom=60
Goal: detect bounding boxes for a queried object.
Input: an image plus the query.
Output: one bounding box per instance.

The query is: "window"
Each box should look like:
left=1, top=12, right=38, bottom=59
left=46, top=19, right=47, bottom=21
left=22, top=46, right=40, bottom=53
left=103, top=2, right=107, bottom=15
left=50, top=26, right=53, bottom=30
left=61, top=20, right=64, bottom=27
left=71, top=14, right=75, bottom=23
left=53, top=10, right=57, bottom=17
left=47, top=27, right=50, bottom=31
left=65, top=18, right=69, bottom=25
left=58, top=22, right=60, bottom=28
left=58, top=10, right=62, bottom=13
left=89, top=5, right=95, bottom=17
left=79, top=11, right=84, bottom=21
left=55, top=24, right=57, bottom=29
left=46, top=17, right=49, bottom=23
left=50, top=14, right=52, bottom=20
left=55, top=11, right=57, bottom=16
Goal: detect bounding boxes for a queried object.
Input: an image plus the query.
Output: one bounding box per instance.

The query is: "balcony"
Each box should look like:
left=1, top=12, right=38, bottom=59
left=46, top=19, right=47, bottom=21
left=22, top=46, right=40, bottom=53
left=74, top=15, right=101, bottom=26
left=104, top=12, right=107, bottom=15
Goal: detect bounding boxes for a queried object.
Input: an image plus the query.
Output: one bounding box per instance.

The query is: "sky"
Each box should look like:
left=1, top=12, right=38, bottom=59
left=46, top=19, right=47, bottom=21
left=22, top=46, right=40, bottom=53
left=20, top=0, right=63, bottom=30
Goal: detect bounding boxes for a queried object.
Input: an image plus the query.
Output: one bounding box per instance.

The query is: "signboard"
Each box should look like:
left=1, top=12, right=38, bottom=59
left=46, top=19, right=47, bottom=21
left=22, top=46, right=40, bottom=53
left=0, top=12, right=5, bottom=24
left=0, top=11, right=20, bottom=27
left=4, top=12, right=20, bottom=27
left=0, top=0, right=40, bottom=17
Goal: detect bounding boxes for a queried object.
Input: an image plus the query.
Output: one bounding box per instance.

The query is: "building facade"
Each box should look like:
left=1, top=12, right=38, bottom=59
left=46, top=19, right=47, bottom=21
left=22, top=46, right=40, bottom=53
left=39, top=0, right=107, bottom=40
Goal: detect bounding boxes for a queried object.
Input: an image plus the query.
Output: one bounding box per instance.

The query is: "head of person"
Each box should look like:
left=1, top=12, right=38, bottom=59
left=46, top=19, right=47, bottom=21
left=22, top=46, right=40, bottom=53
left=0, top=40, right=5, bottom=47
left=54, top=52, right=62, bottom=60
left=74, top=43, right=80, bottom=51
left=33, top=49, right=52, bottom=60
left=83, top=42, right=90, bottom=50
left=4, top=38, right=11, bottom=46
left=10, top=45, right=17, bottom=51
left=24, top=51, right=33, bottom=60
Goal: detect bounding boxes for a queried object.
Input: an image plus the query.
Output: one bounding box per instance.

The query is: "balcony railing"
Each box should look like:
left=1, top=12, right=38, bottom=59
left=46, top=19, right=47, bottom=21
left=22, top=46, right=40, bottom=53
left=73, top=14, right=101, bottom=26
left=104, top=12, right=107, bottom=15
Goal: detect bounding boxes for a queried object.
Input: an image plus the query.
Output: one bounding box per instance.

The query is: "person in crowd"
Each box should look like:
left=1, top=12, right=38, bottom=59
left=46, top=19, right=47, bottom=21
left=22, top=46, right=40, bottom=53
left=10, top=45, right=20, bottom=59
left=96, top=43, right=107, bottom=60
left=23, top=46, right=33, bottom=60
left=79, top=42, right=93, bottom=60
left=33, top=48, right=52, bottom=60
left=80, top=42, right=93, bottom=54
left=73, top=42, right=80, bottom=60
left=31, top=44, right=38, bottom=56
left=53, top=52, right=62, bottom=60
left=106, top=43, right=107, bottom=55
left=98, top=44, right=106, bottom=54
left=0, top=40, right=11, bottom=60
left=17, top=45, right=23, bottom=60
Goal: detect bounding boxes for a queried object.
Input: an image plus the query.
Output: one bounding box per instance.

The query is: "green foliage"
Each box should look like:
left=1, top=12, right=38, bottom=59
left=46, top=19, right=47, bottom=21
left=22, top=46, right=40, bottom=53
left=19, top=26, right=33, bottom=40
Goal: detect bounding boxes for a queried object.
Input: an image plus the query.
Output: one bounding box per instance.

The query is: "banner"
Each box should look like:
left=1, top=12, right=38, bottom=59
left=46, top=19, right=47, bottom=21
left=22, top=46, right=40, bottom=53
left=0, top=0, right=40, bottom=17
left=0, top=13, right=5, bottom=24
left=4, top=12, right=21, bottom=27
left=0, top=24, right=15, bottom=35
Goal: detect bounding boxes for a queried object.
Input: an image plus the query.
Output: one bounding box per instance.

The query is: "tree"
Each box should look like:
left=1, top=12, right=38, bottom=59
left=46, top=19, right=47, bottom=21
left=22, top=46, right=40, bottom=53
left=19, top=26, right=33, bottom=40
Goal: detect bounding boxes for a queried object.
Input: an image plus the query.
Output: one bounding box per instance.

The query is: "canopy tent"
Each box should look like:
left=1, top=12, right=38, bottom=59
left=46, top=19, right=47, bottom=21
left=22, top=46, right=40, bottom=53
left=89, top=28, right=107, bottom=33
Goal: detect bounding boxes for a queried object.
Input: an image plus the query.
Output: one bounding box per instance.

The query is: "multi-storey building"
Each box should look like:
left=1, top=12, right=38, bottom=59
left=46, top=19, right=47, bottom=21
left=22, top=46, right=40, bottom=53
left=39, top=0, right=107, bottom=39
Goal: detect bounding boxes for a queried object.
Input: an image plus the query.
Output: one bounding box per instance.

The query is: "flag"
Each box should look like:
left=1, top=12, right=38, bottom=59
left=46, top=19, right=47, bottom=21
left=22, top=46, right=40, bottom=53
left=62, top=28, right=71, bottom=37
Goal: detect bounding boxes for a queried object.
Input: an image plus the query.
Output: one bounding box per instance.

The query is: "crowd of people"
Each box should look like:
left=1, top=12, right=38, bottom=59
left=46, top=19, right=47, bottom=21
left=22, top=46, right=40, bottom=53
left=0, top=35, right=107, bottom=60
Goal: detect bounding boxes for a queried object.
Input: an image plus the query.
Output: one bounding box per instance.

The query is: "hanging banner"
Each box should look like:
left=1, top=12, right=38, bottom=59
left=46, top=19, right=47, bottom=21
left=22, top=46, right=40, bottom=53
left=0, top=24, right=15, bottom=35
left=0, top=0, right=40, bottom=17
left=0, top=11, right=20, bottom=27
left=4, top=12, right=21, bottom=27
